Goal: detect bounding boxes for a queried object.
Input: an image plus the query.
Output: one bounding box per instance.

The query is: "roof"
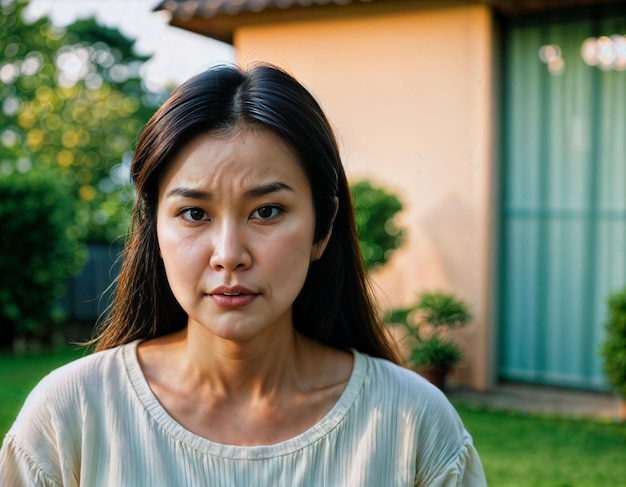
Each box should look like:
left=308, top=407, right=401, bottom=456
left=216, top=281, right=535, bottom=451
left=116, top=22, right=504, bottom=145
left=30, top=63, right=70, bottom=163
left=155, top=0, right=626, bottom=44
left=156, top=0, right=372, bottom=20
left=154, top=0, right=415, bottom=44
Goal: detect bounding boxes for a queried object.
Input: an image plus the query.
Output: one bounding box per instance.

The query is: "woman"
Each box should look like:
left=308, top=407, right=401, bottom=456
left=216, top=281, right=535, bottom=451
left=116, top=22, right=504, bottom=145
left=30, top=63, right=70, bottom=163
left=0, top=64, right=486, bottom=486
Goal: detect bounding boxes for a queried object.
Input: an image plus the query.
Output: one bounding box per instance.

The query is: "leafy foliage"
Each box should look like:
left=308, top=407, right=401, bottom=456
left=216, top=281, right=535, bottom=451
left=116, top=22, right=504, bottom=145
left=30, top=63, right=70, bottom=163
left=389, top=291, right=472, bottom=371
left=599, top=288, right=626, bottom=399
left=0, top=1, right=167, bottom=242
left=409, top=336, right=464, bottom=371
left=0, top=172, right=86, bottom=346
left=415, top=291, right=472, bottom=329
left=350, top=179, right=404, bottom=270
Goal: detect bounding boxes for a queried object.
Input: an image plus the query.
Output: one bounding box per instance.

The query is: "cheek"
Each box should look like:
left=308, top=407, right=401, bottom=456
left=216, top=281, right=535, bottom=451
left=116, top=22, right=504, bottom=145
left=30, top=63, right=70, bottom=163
left=156, top=220, right=177, bottom=266
left=156, top=220, right=199, bottom=288
left=263, top=228, right=315, bottom=280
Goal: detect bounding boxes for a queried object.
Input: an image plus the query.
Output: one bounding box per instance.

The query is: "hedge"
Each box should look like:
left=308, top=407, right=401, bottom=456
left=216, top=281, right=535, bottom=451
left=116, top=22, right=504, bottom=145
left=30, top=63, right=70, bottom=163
left=0, top=172, right=85, bottom=347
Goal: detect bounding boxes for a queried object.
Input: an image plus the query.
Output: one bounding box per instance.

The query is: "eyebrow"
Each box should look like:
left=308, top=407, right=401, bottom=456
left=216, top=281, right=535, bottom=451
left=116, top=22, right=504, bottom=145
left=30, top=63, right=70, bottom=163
left=165, top=182, right=294, bottom=200
left=244, top=182, right=293, bottom=199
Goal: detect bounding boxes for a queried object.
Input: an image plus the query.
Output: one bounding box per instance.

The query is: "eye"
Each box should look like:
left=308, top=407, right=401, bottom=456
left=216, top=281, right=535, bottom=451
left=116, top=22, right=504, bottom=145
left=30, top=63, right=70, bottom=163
left=180, top=208, right=208, bottom=222
left=252, top=205, right=282, bottom=220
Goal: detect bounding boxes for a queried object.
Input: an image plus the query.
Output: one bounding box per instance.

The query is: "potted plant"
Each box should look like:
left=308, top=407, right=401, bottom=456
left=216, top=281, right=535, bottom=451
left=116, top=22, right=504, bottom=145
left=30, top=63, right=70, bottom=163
left=598, top=288, right=626, bottom=421
left=388, top=291, right=472, bottom=390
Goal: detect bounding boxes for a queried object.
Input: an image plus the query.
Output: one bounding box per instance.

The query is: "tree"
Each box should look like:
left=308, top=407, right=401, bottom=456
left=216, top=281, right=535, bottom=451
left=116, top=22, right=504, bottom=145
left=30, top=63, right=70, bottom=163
left=0, top=1, right=168, bottom=242
left=350, top=179, right=404, bottom=270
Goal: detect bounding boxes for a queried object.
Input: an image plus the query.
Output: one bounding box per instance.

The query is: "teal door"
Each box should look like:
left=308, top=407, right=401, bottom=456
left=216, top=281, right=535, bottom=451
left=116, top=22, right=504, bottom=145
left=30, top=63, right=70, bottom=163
left=500, top=11, right=626, bottom=390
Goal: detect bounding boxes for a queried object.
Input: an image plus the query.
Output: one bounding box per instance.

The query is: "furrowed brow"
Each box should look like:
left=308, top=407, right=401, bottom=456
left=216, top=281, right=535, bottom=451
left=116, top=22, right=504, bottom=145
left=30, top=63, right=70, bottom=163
left=244, top=182, right=293, bottom=199
left=166, top=188, right=212, bottom=200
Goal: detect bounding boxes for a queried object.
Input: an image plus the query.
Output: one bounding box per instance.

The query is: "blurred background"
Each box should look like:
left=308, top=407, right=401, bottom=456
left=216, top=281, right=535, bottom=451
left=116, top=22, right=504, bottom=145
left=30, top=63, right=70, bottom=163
left=26, top=0, right=235, bottom=87
left=1, top=0, right=626, bottom=399
left=0, top=0, right=232, bottom=350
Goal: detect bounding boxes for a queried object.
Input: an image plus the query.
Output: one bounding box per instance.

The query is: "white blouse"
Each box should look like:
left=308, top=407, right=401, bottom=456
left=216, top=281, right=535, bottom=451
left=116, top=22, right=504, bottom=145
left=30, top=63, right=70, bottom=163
left=0, top=341, right=486, bottom=486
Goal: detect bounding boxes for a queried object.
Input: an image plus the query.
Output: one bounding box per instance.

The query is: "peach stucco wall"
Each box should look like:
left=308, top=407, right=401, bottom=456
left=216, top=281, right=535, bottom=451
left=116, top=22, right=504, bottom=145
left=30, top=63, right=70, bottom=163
left=234, top=4, right=496, bottom=389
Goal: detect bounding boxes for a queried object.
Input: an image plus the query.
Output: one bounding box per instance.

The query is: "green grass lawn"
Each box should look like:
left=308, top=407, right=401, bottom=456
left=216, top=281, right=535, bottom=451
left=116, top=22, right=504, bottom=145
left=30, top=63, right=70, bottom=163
left=455, top=404, right=626, bottom=487
left=1, top=349, right=625, bottom=485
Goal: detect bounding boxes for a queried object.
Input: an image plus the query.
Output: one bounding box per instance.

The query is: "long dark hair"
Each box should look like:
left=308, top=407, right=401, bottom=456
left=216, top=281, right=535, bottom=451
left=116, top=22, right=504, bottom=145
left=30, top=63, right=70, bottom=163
left=92, top=63, right=400, bottom=363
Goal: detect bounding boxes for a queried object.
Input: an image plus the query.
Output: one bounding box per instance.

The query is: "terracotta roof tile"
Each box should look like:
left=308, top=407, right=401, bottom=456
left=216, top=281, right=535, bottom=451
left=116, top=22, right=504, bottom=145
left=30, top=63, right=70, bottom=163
left=157, top=0, right=370, bottom=19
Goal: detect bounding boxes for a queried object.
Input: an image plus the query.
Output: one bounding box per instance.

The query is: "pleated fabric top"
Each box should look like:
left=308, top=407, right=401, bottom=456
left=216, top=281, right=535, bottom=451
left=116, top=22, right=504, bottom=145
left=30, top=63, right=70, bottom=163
left=0, top=341, right=486, bottom=486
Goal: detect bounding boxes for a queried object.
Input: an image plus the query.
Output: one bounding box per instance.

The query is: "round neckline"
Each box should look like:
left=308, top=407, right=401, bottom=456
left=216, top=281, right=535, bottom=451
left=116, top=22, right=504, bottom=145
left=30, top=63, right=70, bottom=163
left=122, top=340, right=368, bottom=460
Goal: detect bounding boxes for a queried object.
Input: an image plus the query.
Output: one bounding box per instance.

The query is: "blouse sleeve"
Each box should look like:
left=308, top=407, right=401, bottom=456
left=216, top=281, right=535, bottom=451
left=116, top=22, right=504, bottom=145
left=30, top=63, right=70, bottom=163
left=416, top=430, right=487, bottom=486
left=0, top=434, right=62, bottom=487
left=0, top=365, right=80, bottom=487
left=411, top=386, right=488, bottom=487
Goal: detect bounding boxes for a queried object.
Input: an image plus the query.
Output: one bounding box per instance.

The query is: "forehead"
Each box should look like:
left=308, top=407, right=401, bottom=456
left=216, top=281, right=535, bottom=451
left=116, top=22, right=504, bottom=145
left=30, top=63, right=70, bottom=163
left=158, top=126, right=308, bottom=194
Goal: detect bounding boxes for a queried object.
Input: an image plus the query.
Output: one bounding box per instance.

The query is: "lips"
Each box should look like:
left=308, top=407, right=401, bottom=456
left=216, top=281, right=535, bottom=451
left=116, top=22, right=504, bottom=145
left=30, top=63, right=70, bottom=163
left=208, top=285, right=259, bottom=308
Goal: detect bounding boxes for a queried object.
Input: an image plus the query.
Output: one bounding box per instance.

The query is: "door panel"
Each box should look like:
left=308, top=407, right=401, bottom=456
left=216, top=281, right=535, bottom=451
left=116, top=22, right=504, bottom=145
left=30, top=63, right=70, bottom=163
left=500, top=11, right=626, bottom=389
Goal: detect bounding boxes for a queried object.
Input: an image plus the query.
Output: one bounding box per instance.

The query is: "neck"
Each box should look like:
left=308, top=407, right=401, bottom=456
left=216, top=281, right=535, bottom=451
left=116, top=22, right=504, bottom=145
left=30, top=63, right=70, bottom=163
left=175, top=324, right=312, bottom=398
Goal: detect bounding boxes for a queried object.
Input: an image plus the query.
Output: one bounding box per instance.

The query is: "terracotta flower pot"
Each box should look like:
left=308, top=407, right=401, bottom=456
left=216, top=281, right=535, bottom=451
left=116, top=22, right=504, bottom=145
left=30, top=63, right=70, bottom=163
left=417, top=367, right=449, bottom=391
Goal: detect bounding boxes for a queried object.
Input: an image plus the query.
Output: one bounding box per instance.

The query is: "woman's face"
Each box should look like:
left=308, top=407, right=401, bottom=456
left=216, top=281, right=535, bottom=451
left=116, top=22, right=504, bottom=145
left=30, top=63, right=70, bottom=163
left=156, top=127, right=328, bottom=343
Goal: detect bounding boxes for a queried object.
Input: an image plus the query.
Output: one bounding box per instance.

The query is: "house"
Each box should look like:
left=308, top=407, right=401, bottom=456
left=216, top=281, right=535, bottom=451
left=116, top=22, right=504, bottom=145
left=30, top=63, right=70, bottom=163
left=155, top=0, right=626, bottom=391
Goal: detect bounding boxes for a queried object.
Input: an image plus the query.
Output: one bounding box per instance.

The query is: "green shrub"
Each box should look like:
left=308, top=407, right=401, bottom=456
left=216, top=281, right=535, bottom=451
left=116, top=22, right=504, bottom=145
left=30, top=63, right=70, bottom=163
left=599, top=288, right=626, bottom=399
left=0, top=172, right=86, bottom=347
left=350, top=179, right=404, bottom=270
left=409, top=336, right=465, bottom=371
left=389, top=291, right=472, bottom=372
left=415, top=291, right=472, bottom=330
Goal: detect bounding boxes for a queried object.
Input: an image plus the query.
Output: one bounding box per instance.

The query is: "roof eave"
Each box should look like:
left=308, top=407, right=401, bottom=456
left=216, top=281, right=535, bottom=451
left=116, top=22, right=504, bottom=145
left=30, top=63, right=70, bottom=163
left=156, top=0, right=469, bottom=45
left=157, top=0, right=626, bottom=45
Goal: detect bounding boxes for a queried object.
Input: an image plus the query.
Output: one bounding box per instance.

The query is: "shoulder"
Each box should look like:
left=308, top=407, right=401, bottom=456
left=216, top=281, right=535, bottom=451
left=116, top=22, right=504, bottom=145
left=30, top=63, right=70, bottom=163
left=361, top=353, right=452, bottom=409
left=7, top=342, right=134, bottom=431
left=1, top=343, right=136, bottom=481
left=23, top=343, right=131, bottom=407
left=356, top=353, right=486, bottom=485
left=357, top=354, right=485, bottom=486
left=357, top=352, right=468, bottom=444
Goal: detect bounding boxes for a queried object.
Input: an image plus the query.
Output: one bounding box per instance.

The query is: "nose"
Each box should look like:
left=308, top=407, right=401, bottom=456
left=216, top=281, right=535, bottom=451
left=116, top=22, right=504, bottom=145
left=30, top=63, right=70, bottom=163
left=209, top=221, right=252, bottom=271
